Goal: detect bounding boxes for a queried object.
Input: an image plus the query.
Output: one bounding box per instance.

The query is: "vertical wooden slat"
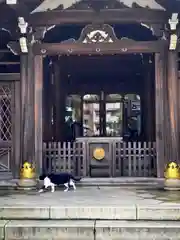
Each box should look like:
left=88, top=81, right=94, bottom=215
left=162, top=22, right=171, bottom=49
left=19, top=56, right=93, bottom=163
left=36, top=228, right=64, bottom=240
left=34, top=55, right=43, bottom=175
left=78, top=142, right=81, bottom=176
left=137, top=142, right=141, bottom=176
left=67, top=142, right=71, bottom=172
left=48, top=142, right=52, bottom=173
left=43, top=142, right=46, bottom=172
left=82, top=141, right=87, bottom=177
left=77, top=142, right=81, bottom=176
left=58, top=142, right=61, bottom=172
left=112, top=142, right=116, bottom=177
left=143, top=142, right=147, bottom=177
left=132, top=142, right=136, bottom=176
left=122, top=142, right=126, bottom=176
left=72, top=141, right=76, bottom=176
left=128, top=142, right=131, bottom=176
left=63, top=142, right=66, bottom=171
left=147, top=142, right=151, bottom=176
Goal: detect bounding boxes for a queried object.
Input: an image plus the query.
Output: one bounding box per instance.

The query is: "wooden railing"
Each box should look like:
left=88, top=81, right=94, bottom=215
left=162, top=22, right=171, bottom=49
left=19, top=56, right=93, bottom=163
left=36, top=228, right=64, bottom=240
left=114, top=142, right=156, bottom=177
left=43, top=141, right=156, bottom=177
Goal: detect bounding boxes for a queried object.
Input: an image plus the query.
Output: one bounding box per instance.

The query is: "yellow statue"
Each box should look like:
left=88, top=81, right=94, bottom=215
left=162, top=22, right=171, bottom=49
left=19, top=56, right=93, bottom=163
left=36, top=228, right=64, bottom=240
left=164, top=162, right=180, bottom=179
left=20, top=162, right=35, bottom=179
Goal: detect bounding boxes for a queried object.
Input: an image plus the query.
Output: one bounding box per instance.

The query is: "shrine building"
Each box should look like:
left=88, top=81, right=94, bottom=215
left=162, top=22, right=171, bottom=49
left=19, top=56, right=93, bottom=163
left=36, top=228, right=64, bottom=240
left=0, top=0, right=180, bottom=178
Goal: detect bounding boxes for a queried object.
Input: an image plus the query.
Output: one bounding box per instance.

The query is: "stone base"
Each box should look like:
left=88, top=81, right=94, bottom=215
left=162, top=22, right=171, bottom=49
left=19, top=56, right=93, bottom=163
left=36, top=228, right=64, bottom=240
left=17, top=179, right=37, bottom=190
left=164, top=179, right=180, bottom=191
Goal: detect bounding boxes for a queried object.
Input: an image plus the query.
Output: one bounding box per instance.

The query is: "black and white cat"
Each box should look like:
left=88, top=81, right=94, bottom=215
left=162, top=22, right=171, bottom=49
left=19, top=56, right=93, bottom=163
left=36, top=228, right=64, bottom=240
left=38, top=172, right=81, bottom=193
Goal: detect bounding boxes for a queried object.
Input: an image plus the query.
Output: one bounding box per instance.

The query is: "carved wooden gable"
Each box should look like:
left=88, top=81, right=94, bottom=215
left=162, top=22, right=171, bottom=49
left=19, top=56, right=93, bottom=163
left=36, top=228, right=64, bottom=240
left=78, top=24, right=118, bottom=43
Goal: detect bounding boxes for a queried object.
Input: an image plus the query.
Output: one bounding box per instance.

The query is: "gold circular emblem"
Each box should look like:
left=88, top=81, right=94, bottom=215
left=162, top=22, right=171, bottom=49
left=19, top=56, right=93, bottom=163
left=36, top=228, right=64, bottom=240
left=93, top=148, right=105, bottom=160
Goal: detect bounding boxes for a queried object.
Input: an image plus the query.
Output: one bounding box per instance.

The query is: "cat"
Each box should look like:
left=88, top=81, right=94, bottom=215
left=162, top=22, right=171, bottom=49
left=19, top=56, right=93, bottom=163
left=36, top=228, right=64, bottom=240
left=39, top=172, right=81, bottom=193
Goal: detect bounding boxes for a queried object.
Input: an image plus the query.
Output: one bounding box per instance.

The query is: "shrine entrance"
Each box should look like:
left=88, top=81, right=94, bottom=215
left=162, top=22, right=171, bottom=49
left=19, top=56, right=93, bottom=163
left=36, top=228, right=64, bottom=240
left=41, top=23, right=159, bottom=177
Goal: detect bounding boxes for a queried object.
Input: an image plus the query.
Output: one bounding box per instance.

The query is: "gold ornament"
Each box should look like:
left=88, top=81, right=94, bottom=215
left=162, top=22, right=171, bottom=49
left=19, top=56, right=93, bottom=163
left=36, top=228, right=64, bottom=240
left=20, top=162, right=35, bottom=179
left=164, top=162, right=180, bottom=179
left=93, top=148, right=105, bottom=161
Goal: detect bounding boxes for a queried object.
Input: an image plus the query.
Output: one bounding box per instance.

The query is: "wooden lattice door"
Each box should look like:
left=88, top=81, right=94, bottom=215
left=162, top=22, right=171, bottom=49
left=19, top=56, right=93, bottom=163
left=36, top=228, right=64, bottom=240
left=0, top=82, right=14, bottom=172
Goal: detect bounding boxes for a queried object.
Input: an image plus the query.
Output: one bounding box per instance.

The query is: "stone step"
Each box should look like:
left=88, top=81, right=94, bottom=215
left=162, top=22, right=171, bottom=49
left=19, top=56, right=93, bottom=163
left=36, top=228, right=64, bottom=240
left=1, top=204, right=180, bottom=221
left=1, top=220, right=180, bottom=240
left=0, top=177, right=164, bottom=190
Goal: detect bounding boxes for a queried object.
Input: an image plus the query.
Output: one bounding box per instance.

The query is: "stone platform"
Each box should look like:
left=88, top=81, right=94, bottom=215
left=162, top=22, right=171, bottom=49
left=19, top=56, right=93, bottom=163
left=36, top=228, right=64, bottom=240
left=0, top=186, right=180, bottom=239
left=0, top=177, right=164, bottom=189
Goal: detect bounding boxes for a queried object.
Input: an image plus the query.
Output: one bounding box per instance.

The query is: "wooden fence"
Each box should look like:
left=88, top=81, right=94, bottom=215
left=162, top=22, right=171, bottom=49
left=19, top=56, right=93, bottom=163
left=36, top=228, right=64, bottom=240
left=43, top=141, right=156, bottom=177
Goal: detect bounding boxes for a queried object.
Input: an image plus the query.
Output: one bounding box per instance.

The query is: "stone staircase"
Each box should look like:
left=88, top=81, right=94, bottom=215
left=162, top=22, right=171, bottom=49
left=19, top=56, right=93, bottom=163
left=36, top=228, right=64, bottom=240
left=0, top=183, right=180, bottom=239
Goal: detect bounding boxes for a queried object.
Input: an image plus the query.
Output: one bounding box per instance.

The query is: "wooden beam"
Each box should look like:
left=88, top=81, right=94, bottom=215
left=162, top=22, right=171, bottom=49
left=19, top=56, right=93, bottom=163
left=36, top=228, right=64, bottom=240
left=0, top=73, right=20, bottom=81
left=29, top=9, right=168, bottom=26
left=33, top=40, right=167, bottom=55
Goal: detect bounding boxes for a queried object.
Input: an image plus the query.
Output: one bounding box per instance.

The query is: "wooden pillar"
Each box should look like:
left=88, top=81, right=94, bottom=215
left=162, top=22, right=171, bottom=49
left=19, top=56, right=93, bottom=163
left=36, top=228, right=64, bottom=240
left=20, top=52, right=35, bottom=163
left=155, top=52, right=168, bottom=177
left=53, top=60, right=65, bottom=141
left=167, top=51, right=179, bottom=162
left=20, top=49, right=43, bottom=176
left=145, top=59, right=154, bottom=141
left=43, top=58, right=52, bottom=141
left=34, top=55, right=43, bottom=174
left=53, top=61, right=61, bottom=141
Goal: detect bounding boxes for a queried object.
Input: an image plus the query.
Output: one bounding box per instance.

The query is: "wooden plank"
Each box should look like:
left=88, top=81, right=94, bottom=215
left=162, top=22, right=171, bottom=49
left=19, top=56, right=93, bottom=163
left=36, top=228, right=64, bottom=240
left=33, top=40, right=167, bottom=56
left=29, top=9, right=168, bottom=26
left=34, top=55, right=43, bottom=175
left=0, top=73, right=20, bottom=81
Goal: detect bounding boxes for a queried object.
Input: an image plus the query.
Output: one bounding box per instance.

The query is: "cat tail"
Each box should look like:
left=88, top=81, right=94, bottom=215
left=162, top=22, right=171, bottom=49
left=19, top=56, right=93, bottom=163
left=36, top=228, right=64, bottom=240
left=71, top=175, right=81, bottom=181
